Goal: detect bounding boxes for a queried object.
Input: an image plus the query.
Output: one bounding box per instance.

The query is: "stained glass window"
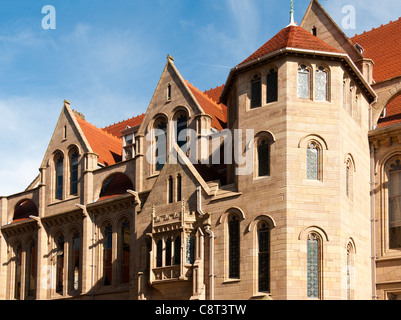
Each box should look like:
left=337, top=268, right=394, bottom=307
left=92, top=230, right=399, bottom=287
left=258, top=222, right=270, bottom=292
left=266, top=69, right=278, bottom=103
left=229, top=214, right=240, bottom=279
left=251, top=75, right=262, bottom=109
left=315, top=67, right=327, bottom=101
left=307, top=234, right=320, bottom=299
left=298, top=65, right=310, bottom=99
left=307, top=142, right=319, bottom=180
left=258, top=138, right=270, bottom=177
left=186, top=234, right=195, bottom=264
left=389, top=160, right=401, bottom=249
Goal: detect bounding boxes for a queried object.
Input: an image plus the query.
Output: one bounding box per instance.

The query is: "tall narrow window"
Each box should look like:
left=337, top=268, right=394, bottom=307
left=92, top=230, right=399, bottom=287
left=103, top=225, right=113, bottom=286
left=315, top=67, right=327, bottom=101
left=56, top=235, right=65, bottom=294
left=70, top=152, right=79, bottom=196
left=156, top=239, right=163, bottom=268
left=349, top=86, right=353, bottom=115
left=176, top=114, right=188, bottom=149
left=389, top=160, right=401, bottom=249
left=174, top=236, right=181, bottom=265
left=355, top=95, right=359, bottom=122
left=155, top=120, right=167, bottom=172
left=346, top=243, right=354, bottom=300
left=14, top=244, right=22, bottom=300
left=307, top=142, right=319, bottom=180
left=177, top=174, right=182, bottom=202
left=55, top=156, right=64, bottom=200
left=165, top=238, right=172, bottom=267
left=266, top=69, right=278, bottom=103
left=167, top=84, right=172, bottom=101
left=251, top=75, right=262, bottom=109
left=168, top=176, right=174, bottom=204
left=228, top=214, right=240, bottom=279
left=307, top=234, right=320, bottom=299
left=121, top=221, right=130, bottom=284
left=346, top=165, right=350, bottom=198
left=298, top=65, right=310, bottom=99
left=343, top=79, right=347, bottom=110
left=258, top=138, right=270, bottom=177
left=186, top=234, right=195, bottom=265
left=26, top=241, right=36, bottom=297
left=71, top=232, right=80, bottom=291
left=258, top=222, right=270, bottom=292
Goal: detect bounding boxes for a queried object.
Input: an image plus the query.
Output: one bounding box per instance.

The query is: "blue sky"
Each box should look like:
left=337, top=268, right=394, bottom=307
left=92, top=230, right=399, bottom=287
left=1, top=0, right=401, bottom=196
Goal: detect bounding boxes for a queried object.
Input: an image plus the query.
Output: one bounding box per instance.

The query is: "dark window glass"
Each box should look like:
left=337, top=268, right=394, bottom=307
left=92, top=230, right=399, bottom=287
left=121, top=221, right=130, bottom=284
left=174, top=236, right=181, bottom=265
left=156, top=121, right=167, bottom=171
left=258, top=223, right=270, bottom=292
left=56, top=156, right=63, bottom=200
left=177, top=175, right=182, bottom=202
left=229, top=215, right=240, bottom=279
left=14, top=245, right=22, bottom=300
left=168, top=176, right=174, bottom=203
left=258, top=139, right=270, bottom=177
left=251, top=75, right=262, bottom=109
left=103, top=225, right=113, bottom=286
left=70, top=152, right=79, bottom=195
left=70, top=233, right=80, bottom=291
left=176, top=114, right=187, bottom=149
left=266, top=69, right=278, bottom=103
left=56, top=236, right=65, bottom=293
left=389, top=160, right=401, bottom=249
left=165, top=238, right=172, bottom=267
left=186, top=234, right=195, bottom=265
left=27, top=242, right=36, bottom=297
left=156, top=240, right=163, bottom=268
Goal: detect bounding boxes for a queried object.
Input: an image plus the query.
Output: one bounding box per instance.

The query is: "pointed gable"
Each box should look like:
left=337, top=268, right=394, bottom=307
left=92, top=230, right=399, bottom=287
left=238, top=25, right=341, bottom=67
left=351, top=18, right=401, bottom=83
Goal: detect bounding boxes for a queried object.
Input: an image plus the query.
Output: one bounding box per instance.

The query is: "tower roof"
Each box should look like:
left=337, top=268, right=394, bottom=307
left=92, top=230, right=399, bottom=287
left=238, top=25, right=341, bottom=67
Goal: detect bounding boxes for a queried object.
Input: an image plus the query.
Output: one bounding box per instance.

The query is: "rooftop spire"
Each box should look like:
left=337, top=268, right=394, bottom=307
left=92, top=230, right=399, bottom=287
left=288, top=0, right=296, bottom=27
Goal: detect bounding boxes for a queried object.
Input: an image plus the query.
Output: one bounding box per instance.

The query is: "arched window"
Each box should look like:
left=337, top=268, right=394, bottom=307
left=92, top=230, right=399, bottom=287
left=14, top=243, right=22, bottom=300
left=228, top=214, right=240, bottom=279
left=346, top=158, right=354, bottom=199
left=298, top=65, right=310, bottom=99
left=103, top=224, right=113, bottom=286
left=346, top=242, right=355, bottom=300
left=307, top=141, right=320, bottom=180
left=55, top=155, right=64, bottom=200
left=177, top=174, right=182, bottom=202
left=388, top=159, right=401, bottom=249
left=315, top=67, right=328, bottom=101
left=307, top=233, right=321, bottom=299
left=257, top=137, right=271, bottom=177
left=251, top=74, right=262, bottom=109
left=258, top=222, right=270, bottom=293
left=155, top=119, right=167, bottom=172
left=26, top=241, right=36, bottom=297
left=266, top=68, right=278, bottom=103
left=120, top=221, right=130, bottom=284
left=70, top=232, right=80, bottom=291
left=168, top=176, right=174, bottom=204
left=70, top=151, right=79, bottom=196
left=56, top=235, right=65, bottom=294
left=176, top=114, right=188, bottom=149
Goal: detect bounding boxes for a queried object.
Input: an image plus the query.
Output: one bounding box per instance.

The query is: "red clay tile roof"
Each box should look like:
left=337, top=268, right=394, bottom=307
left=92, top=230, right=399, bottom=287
left=204, top=85, right=225, bottom=104
left=351, top=18, right=401, bottom=83
left=74, top=115, right=123, bottom=166
left=102, top=113, right=145, bottom=139
left=185, top=80, right=227, bottom=131
left=377, top=94, right=401, bottom=129
left=238, top=25, right=341, bottom=67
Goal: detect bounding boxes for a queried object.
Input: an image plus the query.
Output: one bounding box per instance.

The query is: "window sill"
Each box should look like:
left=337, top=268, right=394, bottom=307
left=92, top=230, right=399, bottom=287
left=223, top=278, right=241, bottom=284
left=253, top=175, right=272, bottom=182
left=250, top=293, right=272, bottom=300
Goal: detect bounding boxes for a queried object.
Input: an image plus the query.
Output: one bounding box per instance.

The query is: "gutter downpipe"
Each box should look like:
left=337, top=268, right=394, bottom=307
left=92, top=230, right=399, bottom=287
left=197, top=186, right=214, bottom=300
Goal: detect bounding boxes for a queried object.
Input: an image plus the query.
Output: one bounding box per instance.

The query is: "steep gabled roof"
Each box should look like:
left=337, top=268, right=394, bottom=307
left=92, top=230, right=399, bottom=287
left=204, top=85, right=225, bottom=104
left=185, top=80, right=227, bottom=131
left=351, top=18, right=401, bottom=83
left=74, top=114, right=123, bottom=166
left=238, top=25, right=341, bottom=67
left=102, top=113, right=145, bottom=139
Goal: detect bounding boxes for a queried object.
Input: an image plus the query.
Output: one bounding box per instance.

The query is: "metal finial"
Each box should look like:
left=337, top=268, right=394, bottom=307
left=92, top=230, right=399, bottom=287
left=288, top=0, right=296, bottom=27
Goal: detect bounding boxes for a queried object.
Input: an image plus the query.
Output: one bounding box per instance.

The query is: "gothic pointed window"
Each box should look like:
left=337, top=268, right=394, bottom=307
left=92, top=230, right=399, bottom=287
left=56, top=235, right=65, bottom=294
left=389, top=159, right=401, bottom=249
left=55, top=155, right=64, bottom=200
left=266, top=68, right=278, bottom=103
left=155, top=119, right=167, bottom=172
left=168, top=176, right=174, bottom=204
left=298, top=65, right=310, bottom=99
left=70, top=151, right=79, bottom=196
left=228, top=214, right=240, bottom=279
left=307, top=234, right=320, bottom=299
left=307, top=142, right=320, bottom=180
left=258, top=222, right=270, bottom=293
left=315, top=67, right=328, bottom=101
left=121, top=221, right=130, bottom=284
left=103, top=225, right=113, bottom=286
left=251, top=74, right=262, bottom=109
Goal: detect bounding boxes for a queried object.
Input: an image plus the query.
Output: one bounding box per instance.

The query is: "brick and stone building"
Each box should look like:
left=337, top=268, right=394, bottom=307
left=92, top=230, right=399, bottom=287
left=1, top=0, right=401, bottom=300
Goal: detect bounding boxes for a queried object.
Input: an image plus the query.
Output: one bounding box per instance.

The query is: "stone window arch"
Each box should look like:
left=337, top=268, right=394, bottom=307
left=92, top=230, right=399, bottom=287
left=254, top=131, right=275, bottom=178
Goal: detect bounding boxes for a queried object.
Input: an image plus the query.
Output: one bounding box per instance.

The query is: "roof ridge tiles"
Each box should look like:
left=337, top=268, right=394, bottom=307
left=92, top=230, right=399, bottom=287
left=185, top=80, right=223, bottom=111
